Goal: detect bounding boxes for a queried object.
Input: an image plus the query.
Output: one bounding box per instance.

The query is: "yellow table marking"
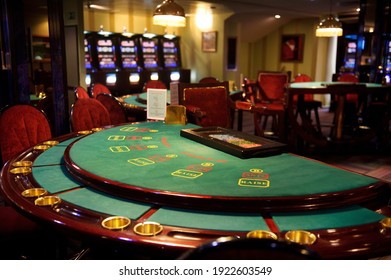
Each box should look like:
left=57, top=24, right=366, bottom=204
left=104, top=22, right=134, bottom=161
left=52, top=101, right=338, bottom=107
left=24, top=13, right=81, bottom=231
left=108, top=135, right=126, bottom=141
left=250, top=168, right=263, bottom=173
left=172, top=169, right=203, bottom=179
left=128, top=158, right=155, bottom=166
left=120, top=127, right=138, bottom=132
left=110, top=146, right=131, bottom=153
left=166, top=154, right=178, bottom=158
left=238, top=178, right=270, bottom=188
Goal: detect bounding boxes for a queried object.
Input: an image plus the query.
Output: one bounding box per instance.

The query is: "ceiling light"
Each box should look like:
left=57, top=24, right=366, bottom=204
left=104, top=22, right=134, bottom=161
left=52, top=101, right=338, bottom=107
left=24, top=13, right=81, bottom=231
left=316, top=0, right=343, bottom=37
left=153, top=0, right=186, bottom=27
left=316, top=15, right=343, bottom=37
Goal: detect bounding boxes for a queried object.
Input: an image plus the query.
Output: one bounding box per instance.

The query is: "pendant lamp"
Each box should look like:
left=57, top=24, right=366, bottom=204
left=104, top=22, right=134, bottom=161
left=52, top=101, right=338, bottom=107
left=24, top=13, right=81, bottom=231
left=316, top=0, right=343, bottom=37
left=153, top=0, right=186, bottom=27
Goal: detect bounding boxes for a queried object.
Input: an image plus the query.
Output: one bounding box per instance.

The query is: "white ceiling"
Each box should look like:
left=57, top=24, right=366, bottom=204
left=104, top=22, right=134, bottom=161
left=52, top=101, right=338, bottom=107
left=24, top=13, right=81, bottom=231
left=83, top=0, right=380, bottom=41
left=84, top=0, right=363, bottom=20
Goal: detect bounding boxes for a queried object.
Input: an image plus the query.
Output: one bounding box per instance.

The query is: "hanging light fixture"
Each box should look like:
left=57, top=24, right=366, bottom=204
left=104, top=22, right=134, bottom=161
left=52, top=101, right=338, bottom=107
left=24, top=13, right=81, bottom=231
left=153, top=0, right=186, bottom=27
left=316, top=0, right=343, bottom=37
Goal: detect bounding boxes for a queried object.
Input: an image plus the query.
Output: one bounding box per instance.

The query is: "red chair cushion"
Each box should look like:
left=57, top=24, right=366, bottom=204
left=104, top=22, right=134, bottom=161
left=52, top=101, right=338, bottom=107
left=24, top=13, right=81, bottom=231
left=92, top=83, right=111, bottom=98
left=183, top=86, right=230, bottom=127
left=258, top=73, right=289, bottom=101
left=143, top=80, right=167, bottom=92
left=338, top=73, right=359, bottom=104
left=292, top=74, right=316, bottom=102
left=74, top=86, right=90, bottom=99
left=96, top=94, right=127, bottom=125
left=0, top=105, right=52, bottom=163
left=71, top=98, right=111, bottom=131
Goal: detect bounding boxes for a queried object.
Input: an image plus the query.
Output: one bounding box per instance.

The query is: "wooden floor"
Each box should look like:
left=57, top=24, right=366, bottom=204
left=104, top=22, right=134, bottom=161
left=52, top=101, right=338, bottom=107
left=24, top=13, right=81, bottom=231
left=233, top=107, right=391, bottom=184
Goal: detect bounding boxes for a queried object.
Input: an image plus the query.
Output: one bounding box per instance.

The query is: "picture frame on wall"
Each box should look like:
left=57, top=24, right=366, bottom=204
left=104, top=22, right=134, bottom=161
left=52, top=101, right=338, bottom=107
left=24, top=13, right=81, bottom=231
left=280, top=34, right=304, bottom=62
left=202, top=31, right=217, bottom=52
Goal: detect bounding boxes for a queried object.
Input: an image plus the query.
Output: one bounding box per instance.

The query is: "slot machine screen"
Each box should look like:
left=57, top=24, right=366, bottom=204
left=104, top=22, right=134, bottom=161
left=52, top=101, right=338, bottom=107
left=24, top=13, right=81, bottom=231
left=344, top=58, right=355, bottom=69
left=85, top=74, right=91, bottom=87
left=141, top=39, right=159, bottom=69
left=106, top=73, right=117, bottom=86
left=347, top=42, right=357, bottom=54
left=84, top=39, right=92, bottom=70
left=170, top=71, right=180, bottom=81
left=162, top=40, right=178, bottom=68
left=387, top=41, right=391, bottom=70
left=96, top=38, right=116, bottom=69
left=120, top=39, right=138, bottom=69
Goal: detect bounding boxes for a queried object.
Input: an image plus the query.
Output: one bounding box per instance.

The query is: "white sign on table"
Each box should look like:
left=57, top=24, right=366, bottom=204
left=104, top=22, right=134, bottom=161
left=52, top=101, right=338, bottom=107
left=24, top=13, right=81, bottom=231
left=146, top=88, right=168, bottom=120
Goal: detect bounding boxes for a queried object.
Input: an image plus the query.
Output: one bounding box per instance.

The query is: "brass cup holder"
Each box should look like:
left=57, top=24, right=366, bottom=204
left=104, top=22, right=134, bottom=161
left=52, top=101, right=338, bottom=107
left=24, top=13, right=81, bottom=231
left=380, top=217, right=391, bottom=233
left=33, top=144, right=51, bottom=151
left=77, top=130, right=92, bottom=135
left=12, top=161, right=33, bottom=167
left=246, top=230, right=278, bottom=240
left=22, top=188, right=47, bottom=198
left=285, top=230, right=317, bottom=245
left=92, top=127, right=104, bottom=132
left=42, top=140, right=59, bottom=146
left=10, top=167, right=32, bottom=175
left=101, top=216, right=131, bottom=231
left=133, top=221, right=163, bottom=236
left=34, top=196, right=61, bottom=207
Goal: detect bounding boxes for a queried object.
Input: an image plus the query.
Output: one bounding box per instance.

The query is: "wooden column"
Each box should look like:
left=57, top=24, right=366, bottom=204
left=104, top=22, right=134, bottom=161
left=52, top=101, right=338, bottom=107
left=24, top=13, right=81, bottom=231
left=47, top=0, right=69, bottom=136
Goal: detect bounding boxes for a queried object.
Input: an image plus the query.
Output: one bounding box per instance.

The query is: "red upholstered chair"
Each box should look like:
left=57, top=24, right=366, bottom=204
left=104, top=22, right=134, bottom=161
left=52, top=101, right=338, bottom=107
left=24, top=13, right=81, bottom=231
left=338, top=73, right=360, bottom=106
left=91, top=83, right=111, bottom=99
left=70, top=98, right=111, bottom=132
left=328, top=73, right=361, bottom=136
left=251, top=71, right=289, bottom=141
left=0, top=104, right=52, bottom=164
left=142, top=80, right=167, bottom=92
left=292, top=74, right=322, bottom=133
left=96, top=93, right=131, bottom=125
left=0, top=104, right=60, bottom=258
left=177, top=82, right=233, bottom=128
left=74, top=86, right=90, bottom=99
left=199, top=76, right=219, bottom=83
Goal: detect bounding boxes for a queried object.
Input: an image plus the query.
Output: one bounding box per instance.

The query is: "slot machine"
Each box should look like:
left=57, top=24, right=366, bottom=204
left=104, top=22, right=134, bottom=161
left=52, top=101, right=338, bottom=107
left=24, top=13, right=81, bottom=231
left=383, top=40, right=391, bottom=83
left=139, top=33, right=162, bottom=85
left=84, top=31, right=97, bottom=90
left=157, top=34, right=190, bottom=87
left=344, top=37, right=357, bottom=72
left=84, top=31, right=119, bottom=94
left=114, top=33, right=146, bottom=94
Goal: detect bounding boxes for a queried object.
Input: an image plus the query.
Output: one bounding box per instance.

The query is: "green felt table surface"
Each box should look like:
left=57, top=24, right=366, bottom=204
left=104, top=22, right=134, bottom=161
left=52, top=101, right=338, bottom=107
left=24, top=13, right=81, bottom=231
left=32, top=165, right=82, bottom=193
left=67, top=122, right=378, bottom=198
left=289, top=82, right=383, bottom=89
left=148, top=207, right=268, bottom=231
left=59, top=188, right=152, bottom=219
left=27, top=122, right=384, bottom=232
left=272, top=205, right=386, bottom=231
left=122, top=94, right=147, bottom=108
left=122, top=90, right=243, bottom=108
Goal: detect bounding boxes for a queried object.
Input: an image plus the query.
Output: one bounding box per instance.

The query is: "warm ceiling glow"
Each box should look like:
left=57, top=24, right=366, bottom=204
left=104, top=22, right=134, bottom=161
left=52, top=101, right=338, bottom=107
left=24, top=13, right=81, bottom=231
left=153, top=0, right=186, bottom=27
left=196, top=8, right=213, bottom=30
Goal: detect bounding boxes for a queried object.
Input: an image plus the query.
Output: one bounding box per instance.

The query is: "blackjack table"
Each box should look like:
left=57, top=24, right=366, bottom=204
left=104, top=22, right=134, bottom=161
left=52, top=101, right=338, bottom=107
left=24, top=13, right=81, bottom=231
left=1, top=121, right=391, bottom=259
